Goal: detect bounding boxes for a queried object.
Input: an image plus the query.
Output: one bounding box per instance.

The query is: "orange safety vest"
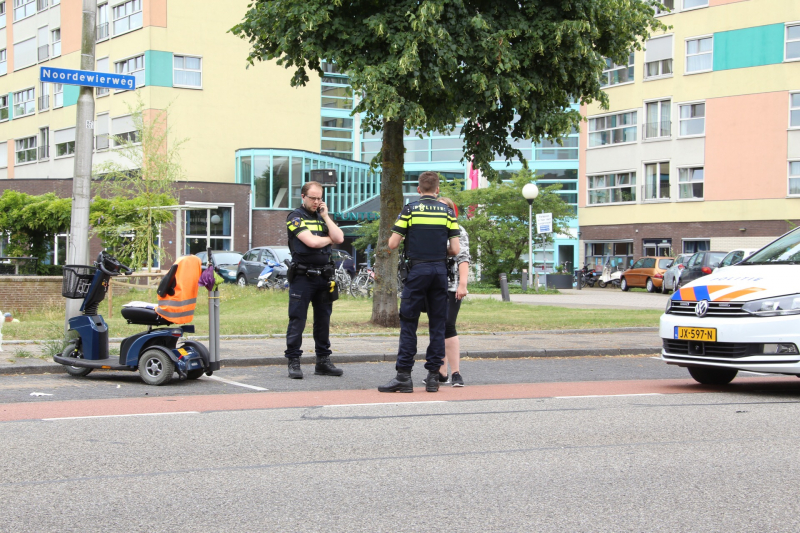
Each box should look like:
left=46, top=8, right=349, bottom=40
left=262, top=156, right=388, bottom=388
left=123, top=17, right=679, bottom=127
left=156, top=255, right=201, bottom=324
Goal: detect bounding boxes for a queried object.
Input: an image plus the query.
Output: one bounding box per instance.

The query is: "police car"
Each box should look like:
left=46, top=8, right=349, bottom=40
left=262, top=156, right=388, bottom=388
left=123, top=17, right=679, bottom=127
left=661, top=227, right=800, bottom=385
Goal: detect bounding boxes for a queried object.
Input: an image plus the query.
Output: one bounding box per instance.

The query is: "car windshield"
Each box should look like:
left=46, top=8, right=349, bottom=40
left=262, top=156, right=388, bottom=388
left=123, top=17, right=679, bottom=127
left=273, top=248, right=292, bottom=262
left=742, top=229, right=800, bottom=264
left=212, top=253, right=243, bottom=265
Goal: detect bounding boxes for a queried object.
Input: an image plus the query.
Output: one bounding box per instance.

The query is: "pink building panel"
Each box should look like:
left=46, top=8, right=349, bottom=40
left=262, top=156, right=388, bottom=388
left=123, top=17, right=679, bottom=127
left=705, top=91, right=788, bottom=202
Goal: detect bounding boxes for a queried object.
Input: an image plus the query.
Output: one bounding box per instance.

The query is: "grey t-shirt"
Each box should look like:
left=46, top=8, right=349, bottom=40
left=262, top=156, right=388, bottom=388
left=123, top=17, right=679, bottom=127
left=447, top=227, right=470, bottom=292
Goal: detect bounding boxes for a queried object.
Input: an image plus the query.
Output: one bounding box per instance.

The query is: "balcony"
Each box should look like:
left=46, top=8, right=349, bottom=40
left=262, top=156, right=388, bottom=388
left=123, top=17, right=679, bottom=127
left=643, top=120, right=671, bottom=140
left=37, top=44, right=49, bottom=62
left=97, top=23, right=109, bottom=42
left=38, top=95, right=49, bottom=111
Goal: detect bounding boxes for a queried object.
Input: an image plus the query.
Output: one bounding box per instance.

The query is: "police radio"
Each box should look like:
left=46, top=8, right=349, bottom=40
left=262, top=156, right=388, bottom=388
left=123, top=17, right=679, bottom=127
left=310, top=169, right=337, bottom=188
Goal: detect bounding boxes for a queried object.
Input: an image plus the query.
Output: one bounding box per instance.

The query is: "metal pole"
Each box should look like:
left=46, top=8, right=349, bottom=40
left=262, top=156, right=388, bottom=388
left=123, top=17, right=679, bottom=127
left=65, top=0, right=97, bottom=326
left=527, top=201, right=533, bottom=290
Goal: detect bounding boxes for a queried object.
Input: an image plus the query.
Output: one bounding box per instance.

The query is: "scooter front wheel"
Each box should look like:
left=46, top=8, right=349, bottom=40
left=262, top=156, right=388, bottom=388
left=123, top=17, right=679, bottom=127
left=139, top=348, right=175, bottom=386
left=61, top=341, right=92, bottom=377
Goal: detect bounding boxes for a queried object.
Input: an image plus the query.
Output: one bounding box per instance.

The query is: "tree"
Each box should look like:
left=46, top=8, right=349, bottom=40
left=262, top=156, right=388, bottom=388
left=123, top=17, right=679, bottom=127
left=441, top=169, right=573, bottom=285
left=231, top=0, right=663, bottom=325
left=0, top=190, right=72, bottom=273
left=91, top=98, right=186, bottom=271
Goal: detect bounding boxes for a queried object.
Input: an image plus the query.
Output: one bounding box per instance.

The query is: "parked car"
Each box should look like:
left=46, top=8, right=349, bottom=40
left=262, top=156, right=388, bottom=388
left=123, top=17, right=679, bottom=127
left=715, top=249, right=757, bottom=271
left=662, top=253, right=694, bottom=293
left=331, top=249, right=356, bottom=278
left=236, top=246, right=292, bottom=286
left=620, top=256, right=674, bottom=292
left=661, top=227, right=800, bottom=385
left=674, top=251, right=728, bottom=290
left=194, top=251, right=243, bottom=283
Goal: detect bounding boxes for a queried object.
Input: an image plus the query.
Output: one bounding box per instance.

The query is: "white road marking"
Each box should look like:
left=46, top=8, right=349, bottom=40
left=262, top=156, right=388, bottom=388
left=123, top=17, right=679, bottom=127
left=44, top=411, right=200, bottom=421
left=30, top=392, right=53, bottom=397
left=555, top=393, right=663, bottom=399
left=323, top=401, right=447, bottom=408
left=650, top=357, right=662, bottom=360
left=205, top=375, right=268, bottom=391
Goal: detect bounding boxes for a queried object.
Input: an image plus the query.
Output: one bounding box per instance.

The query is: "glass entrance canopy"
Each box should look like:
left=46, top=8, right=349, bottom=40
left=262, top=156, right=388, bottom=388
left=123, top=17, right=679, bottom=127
left=235, top=149, right=381, bottom=212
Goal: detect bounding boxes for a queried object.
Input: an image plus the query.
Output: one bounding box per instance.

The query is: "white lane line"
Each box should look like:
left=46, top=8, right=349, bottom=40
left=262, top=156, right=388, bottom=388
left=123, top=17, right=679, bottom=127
left=205, top=375, right=268, bottom=391
left=44, top=411, right=200, bottom=421
left=740, top=371, right=771, bottom=376
left=555, top=393, right=663, bottom=399
left=650, top=357, right=662, bottom=360
left=323, top=401, right=447, bottom=408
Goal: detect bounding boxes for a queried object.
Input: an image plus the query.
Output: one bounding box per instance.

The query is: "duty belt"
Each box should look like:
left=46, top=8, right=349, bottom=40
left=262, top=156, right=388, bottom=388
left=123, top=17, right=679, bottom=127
left=409, top=259, right=447, bottom=267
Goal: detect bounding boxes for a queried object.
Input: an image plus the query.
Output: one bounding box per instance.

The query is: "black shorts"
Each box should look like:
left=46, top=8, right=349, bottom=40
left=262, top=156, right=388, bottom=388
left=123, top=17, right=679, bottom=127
left=445, top=291, right=461, bottom=339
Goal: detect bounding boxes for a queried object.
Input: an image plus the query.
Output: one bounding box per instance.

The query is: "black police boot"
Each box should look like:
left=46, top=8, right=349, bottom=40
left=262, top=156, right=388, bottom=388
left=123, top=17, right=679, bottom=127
left=287, top=357, right=303, bottom=379
left=425, top=370, right=440, bottom=392
left=315, top=355, right=343, bottom=376
left=378, top=370, right=413, bottom=393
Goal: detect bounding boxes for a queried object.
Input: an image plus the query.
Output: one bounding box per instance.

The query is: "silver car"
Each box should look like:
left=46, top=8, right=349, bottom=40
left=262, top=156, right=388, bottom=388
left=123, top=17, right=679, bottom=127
left=662, top=253, right=693, bottom=293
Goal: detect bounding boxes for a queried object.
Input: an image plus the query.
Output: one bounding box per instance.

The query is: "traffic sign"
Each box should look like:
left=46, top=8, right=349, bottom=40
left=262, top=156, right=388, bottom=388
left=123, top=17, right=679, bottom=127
left=536, top=212, right=553, bottom=234
left=40, top=66, right=136, bottom=91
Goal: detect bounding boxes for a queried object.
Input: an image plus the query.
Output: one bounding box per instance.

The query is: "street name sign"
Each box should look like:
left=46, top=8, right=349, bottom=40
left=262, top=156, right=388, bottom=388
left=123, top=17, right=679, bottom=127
left=40, top=66, right=136, bottom=91
left=536, top=212, right=553, bottom=234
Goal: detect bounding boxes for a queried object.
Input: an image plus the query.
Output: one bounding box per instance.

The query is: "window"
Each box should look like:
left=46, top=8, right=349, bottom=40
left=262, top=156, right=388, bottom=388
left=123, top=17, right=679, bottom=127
left=97, top=3, right=109, bottom=41
left=38, top=127, right=48, bottom=160
left=184, top=207, right=233, bottom=255
left=96, top=57, right=109, bottom=96
left=790, top=161, right=800, bottom=195
left=0, top=142, right=6, bottom=167
left=588, top=111, right=637, bottom=147
left=95, top=113, right=109, bottom=150
left=0, top=95, right=7, bottom=121
left=13, top=88, right=35, bottom=118
left=645, top=162, right=670, bottom=200
left=686, top=37, right=712, bottom=73
left=536, top=136, right=579, bottom=160
left=654, top=0, right=673, bottom=15
left=600, top=53, right=634, bottom=87
left=36, top=0, right=46, bottom=12
left=792, top=94, right=800, bottom=128
left=644, top=36, right=673, bottom=79
left=321, top=67, right=353, bottom=110
left=683, top=240, right=709, bottom=254
left=51, top=28, right=60, bottom=57
left=0, top=2, right=5, bottom=28
left=683, top=0, right=708, bottom=9
left=38, top=81, right=49, bottom=111
left=14, top=37, right=36, bottom=70
left=37, top=25, right=49, bottom=62
left=53, top=83, right=62, bottom=108
left=112, top=115, right=139, bottom=145
left=54, top=127, right=75, bottom=157
left=679, top=102, right=705, bottom=136
left=644, top=99, right=671, bottom=139
left=788, top=24, right=800, bottom=61
left=587, top=172, right=637, bottom=205
left=115, top=54, right=144, bottom=89
left=15, top=136, right=37, bottom=164
left=13, top=0, right=34, bottom=21
left=321, top=117, right=353, bottom=159
left=173, top=55, right=202, bottom=88
left=678, top=167, right=704, bottom=199
left=112, top=0, right=142, bottom=35
left=0, top=49, right=6, bottom=76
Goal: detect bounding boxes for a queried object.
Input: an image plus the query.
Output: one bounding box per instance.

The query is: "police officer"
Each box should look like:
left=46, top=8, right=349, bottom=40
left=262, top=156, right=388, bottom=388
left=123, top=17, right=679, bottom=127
left=285, top=181, right=345, bottom=379
left=378, top=171, right=460, bottom=393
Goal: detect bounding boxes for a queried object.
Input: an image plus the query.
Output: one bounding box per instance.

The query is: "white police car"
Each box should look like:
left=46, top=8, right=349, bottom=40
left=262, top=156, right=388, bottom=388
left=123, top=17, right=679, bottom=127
left=661, top=227, right=800, bottom=384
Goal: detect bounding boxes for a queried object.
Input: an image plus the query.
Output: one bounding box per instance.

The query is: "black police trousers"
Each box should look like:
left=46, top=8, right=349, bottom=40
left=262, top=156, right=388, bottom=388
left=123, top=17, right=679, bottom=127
left=284, top=272, right=332, bottom=359
left=396, top=261, right=448, bottom=372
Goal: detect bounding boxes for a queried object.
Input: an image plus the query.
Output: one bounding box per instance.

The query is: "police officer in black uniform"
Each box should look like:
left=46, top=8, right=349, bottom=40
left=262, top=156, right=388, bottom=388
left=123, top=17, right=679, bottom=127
left=378, top=171, right=460, bottom=393
left=285, top=181, right=345, bottom=379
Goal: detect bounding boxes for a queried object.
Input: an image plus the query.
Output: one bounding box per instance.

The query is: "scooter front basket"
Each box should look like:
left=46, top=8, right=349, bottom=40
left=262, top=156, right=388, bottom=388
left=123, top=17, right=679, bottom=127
left=62, top=265, right=97, bottom=299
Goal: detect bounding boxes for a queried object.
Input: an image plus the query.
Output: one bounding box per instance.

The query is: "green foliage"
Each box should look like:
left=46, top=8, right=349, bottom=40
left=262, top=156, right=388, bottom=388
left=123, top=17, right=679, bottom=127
left=92, top=96, right=186, bottom=271
left=231, top=0, right=664, bottom=179
left=0, top=190, right=72, bottom=272
left=352, top=217, right=380, bottom=253
left=442, top=169, right=573, bottom=286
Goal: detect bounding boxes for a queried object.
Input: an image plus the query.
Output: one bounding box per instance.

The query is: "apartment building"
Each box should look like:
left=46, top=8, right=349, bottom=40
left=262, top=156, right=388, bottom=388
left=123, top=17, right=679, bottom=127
left=579, top=0, right=800, bottom=269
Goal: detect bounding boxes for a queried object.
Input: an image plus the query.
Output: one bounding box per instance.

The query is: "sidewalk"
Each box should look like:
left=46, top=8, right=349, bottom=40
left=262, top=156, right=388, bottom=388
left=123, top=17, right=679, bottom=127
left=0, top=327, right=662, bottom=375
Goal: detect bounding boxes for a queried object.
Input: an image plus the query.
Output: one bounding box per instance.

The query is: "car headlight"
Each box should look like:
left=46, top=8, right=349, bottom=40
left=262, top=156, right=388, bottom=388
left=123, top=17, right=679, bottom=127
left=224, top=269, right=236, bottom=276
left=742, top=294, right=800, bottom=316
left=664, top=298, right=672, bottom=314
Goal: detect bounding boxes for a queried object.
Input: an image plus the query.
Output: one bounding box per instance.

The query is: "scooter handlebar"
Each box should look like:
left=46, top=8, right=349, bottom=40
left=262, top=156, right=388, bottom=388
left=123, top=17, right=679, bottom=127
left=96, top=251, right=131, bottom=276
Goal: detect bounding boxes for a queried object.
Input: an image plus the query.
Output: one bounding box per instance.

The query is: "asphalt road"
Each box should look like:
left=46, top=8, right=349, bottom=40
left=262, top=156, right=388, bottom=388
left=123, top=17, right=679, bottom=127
left=3, top=357, right=800, bottom=532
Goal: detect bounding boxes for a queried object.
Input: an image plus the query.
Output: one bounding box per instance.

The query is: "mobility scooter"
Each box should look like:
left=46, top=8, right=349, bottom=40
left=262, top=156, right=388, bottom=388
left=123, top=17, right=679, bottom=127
left=54, top=250, right=215, bottom=385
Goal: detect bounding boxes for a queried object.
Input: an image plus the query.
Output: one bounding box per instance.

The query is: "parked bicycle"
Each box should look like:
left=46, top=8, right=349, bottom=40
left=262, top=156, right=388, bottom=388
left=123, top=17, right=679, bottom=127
left=349, top=263, right=375, bottom=298
left=334, top=260, right=352, bottom=295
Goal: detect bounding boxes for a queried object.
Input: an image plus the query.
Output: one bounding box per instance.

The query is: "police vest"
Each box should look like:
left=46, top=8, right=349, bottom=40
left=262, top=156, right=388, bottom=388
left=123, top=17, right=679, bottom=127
left=391, top=195, right=460, bottom=261
left=286, top=206, right=331, bottom=265
left=156, top=255, right=201, bottom=324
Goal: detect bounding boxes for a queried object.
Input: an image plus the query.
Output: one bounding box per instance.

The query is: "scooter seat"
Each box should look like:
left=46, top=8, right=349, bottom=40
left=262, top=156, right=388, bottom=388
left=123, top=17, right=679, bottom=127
left=121, top=306, right=174, bottom=326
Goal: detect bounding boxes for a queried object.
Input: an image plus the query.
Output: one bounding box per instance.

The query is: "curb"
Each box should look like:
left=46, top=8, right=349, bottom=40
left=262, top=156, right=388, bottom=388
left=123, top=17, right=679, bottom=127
left=0, top=346, right=663, bottom=376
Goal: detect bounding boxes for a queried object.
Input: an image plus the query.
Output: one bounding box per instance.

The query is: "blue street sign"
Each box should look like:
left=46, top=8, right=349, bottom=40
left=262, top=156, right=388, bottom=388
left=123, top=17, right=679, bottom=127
left=40, top=66, right=136, bottom=90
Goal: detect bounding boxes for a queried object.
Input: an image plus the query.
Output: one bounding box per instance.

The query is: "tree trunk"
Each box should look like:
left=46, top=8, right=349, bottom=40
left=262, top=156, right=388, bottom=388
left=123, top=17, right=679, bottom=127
left=371, top=118, right=404, bottom=327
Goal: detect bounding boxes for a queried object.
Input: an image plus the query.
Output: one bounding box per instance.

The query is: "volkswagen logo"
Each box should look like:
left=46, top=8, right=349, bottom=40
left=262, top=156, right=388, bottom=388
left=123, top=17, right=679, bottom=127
left=695, top=299, right=709, bottom=318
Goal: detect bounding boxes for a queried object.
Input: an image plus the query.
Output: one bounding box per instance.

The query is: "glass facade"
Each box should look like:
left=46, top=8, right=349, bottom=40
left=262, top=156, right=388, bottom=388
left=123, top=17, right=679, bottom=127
left=235, top=149, right=380, bottom=213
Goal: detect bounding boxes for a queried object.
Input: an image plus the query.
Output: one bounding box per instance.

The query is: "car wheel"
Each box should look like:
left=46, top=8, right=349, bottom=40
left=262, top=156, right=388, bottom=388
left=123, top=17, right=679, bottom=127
left=237, top=274, right=247, bottom=287
left=646, top=278, right=655, bottom=293
left=620, top=278, right=629, bottom=291
left=687, top=366, right=738, bottom=385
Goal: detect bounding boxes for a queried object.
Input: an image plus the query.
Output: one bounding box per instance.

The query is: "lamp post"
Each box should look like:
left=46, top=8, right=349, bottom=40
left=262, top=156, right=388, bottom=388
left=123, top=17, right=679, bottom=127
left=522, top=183, right=539, bottom=290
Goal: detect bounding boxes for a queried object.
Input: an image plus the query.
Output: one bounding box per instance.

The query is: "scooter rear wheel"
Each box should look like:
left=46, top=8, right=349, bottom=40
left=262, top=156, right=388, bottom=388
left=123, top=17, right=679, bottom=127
left=598, top=280, right=607, bottom=288
left=139, top=348, right=175, bottom=386
left=61, top=341, right=92, bottom=377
